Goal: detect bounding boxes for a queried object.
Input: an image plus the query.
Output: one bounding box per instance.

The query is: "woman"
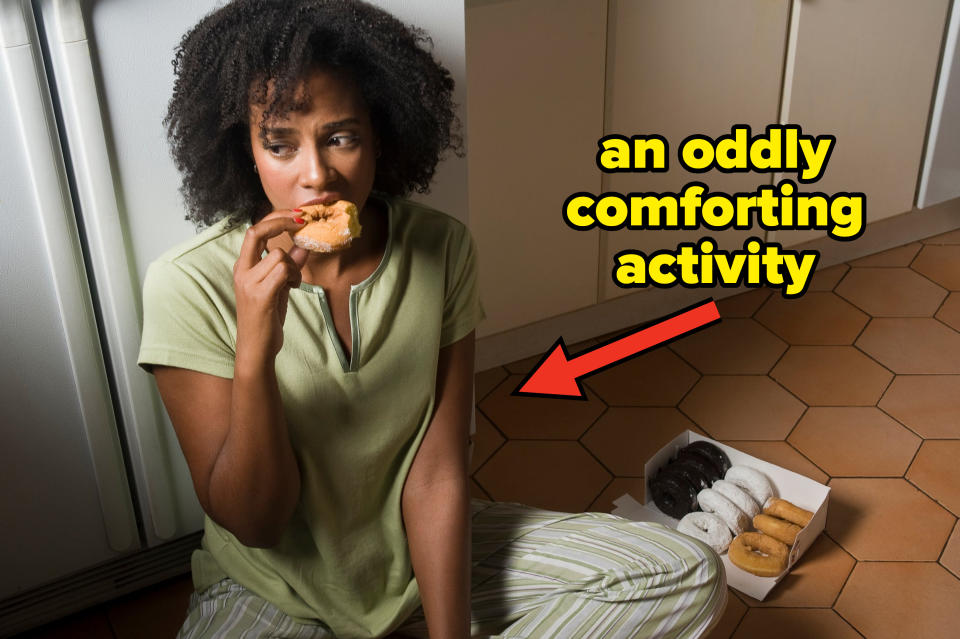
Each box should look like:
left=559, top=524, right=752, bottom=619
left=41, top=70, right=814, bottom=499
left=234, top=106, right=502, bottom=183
left=138, top=1, right=727, bottom=638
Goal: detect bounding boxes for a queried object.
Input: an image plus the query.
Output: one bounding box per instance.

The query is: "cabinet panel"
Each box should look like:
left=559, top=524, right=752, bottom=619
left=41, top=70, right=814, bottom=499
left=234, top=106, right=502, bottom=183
left=601, top=0, right=790, bottom=301
left=466, top=0, right=606, bottom=336
left=918, top=0, right=960, bottom=209
left=778, top=0, right=951, bottom=246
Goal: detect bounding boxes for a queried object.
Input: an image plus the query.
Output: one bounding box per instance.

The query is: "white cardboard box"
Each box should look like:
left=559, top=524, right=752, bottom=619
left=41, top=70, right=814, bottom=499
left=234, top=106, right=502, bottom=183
left=611, top=430, right=830, bottom=601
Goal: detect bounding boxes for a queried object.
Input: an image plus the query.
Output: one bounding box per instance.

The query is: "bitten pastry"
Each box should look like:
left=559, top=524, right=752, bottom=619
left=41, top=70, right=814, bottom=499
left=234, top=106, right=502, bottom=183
left=728, top=532, right=789, bottom=578
left=292, top=201, right=362, bottom=252
left=677, top=512, right=732, bottom=554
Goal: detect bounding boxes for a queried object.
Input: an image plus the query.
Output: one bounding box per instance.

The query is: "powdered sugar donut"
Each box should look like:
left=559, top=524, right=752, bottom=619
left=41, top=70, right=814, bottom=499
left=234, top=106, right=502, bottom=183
left=697, top=488, right=750, bottom=536
left=677, top=512, right=732, bottom=554
left=724, top=466, right=775, bottom=509
left=712, top=479, right=761, bottom=519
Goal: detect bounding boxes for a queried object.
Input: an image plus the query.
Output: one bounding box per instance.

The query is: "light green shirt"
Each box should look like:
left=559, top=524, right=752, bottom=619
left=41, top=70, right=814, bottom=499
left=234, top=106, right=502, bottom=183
left=138, top=195, right=484, bottom=638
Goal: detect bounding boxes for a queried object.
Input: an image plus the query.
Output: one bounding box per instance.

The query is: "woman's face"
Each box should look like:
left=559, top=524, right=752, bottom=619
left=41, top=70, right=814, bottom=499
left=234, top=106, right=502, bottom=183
left=249, top=68, right=377, bottom=214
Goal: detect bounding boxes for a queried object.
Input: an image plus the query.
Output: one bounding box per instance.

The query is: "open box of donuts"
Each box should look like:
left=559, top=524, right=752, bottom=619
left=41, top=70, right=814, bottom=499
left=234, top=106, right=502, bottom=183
left=611, top=431, right=829, bottom=601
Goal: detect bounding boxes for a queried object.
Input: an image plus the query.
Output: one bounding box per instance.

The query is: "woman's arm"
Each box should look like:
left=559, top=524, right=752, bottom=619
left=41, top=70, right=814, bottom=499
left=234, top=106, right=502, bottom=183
left=152, top=215, right=308, bottom=548
left=402, top=330, right=476, bottom=639
left=154, top=359, right=300, bottom=548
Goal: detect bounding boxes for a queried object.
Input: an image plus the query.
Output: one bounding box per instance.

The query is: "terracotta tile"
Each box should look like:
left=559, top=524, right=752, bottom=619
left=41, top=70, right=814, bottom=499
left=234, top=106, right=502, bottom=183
left=922, top=227, right=960, bottom=244
left=754, top=292, right=868, bottom=344
left=474, top=441, right=611, bottom=513
left=581, top=407, right=703, bottom=476
left=504, top=338, right=597, bottom=375
left=670, top=319, right=787, bottom=374
left=835, top=267, right=947, bottom=317
left=835, top=562, right=960, bottom=639
left=720, top=441, right=828, bottom=484
left=106, top=573, right=193, bottom=639
left=470, top=410, right=505, bottom=473
left=826, top=478, right=954, bottom=560
left=736, top=535, right=854, bottom=608
left=704, top=589, right=747, bottom=639
left=588, top=476, right=647, bottom=513
left=14, top=606, right=115, bottom=639
left=479, top=374, right=606, bottom=439
left=808, top=263, right=849, bottom=291
left=878, top=375, right=960, bottom=438
left=732, top=609, right=859, bottom=639
left=470, top=477, right=491, bottom=500
left=584, top=347, right=699, bottom=406
left=912, top=244, right=960, bottom=289
left=935, top=292, right=960, bottom=332
left=857, top=318, right=960, bottom=373
left=475, top=366, right=508, bottom=402
left=907, top=440, right=960, bottom=517
left=941, top=522, right=960, bottom=580
left=788, top=407, right=921, bottom=477
left=770, top=346, right=892, bottom=406
left=679, top=376, right=805, bottom=440
left=850, top=241, right=923, bottom=267
left=717, top=288, right=772, bottom=318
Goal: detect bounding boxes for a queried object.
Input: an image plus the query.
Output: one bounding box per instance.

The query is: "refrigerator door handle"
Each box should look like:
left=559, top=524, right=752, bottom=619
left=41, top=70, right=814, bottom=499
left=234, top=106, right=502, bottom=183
left=38, top=0, right=181, bottom=540
left=0, top=0, right=138, bottom=552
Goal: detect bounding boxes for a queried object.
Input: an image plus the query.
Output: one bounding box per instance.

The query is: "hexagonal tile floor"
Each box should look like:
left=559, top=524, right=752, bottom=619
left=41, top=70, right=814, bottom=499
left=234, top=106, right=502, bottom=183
left=469, top=231, right=960, bottom=639
left=25, top=231, right=960, bottom=638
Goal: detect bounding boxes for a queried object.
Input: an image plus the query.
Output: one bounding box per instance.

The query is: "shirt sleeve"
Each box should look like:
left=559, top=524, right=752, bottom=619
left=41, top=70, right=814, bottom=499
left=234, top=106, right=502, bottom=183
left=137, top=259, right=236, bottom=378
left=439, top=223, right=486, bottom=348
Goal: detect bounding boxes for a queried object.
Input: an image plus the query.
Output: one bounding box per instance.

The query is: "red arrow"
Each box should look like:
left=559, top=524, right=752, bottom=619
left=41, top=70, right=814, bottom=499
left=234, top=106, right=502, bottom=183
left=513, top=299, right=721, bottom=399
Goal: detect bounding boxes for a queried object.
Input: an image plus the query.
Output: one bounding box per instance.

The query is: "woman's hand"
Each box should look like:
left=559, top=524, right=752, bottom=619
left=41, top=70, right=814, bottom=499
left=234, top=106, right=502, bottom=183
left=233, top=212, right=309, bottom=365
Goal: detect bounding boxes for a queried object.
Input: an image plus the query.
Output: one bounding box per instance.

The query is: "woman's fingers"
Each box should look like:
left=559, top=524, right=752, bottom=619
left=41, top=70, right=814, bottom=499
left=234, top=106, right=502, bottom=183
left=236, top=214, right=305, bottom=272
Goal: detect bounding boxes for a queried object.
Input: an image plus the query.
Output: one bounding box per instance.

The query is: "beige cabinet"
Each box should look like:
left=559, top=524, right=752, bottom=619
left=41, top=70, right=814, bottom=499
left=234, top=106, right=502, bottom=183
left=775, top=0, right=951, bottom=246
left=466, top=0, right=607, bottom=337
left=467, top=0, right=954, bottom=343
left=601, top=0, right=791, bottom=301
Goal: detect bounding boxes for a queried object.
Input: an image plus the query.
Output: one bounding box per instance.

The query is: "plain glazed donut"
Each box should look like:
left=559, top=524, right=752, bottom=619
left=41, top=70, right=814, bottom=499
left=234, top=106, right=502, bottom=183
left=753, top=513, right=802, bottom=546
left=712, top=479, right=761, bottom=519
left=697, top=488, right=750, bottom=536
left=724, top=466, right=775, bottom=508
left=292, top=201, right=362, bottom=252
left=728, top=532, right=788, bottom=578
left=677, top=512, right=732, bottom=554
left=765, top=498, right=813, bottom=528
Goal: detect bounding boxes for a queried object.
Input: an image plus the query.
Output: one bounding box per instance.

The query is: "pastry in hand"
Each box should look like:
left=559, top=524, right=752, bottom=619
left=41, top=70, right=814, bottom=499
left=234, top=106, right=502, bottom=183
left=292, top=200, right=362, bottom=252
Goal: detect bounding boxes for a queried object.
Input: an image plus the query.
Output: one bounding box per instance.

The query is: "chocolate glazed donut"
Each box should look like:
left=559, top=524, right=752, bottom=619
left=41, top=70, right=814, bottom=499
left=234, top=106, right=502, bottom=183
left=670, top=458, right=713, bottom=491
left=649, top=469, right=698, bottom=519
left=674, top=451, right=721, bottom=485
left=682, top=441, right=731, bottom=475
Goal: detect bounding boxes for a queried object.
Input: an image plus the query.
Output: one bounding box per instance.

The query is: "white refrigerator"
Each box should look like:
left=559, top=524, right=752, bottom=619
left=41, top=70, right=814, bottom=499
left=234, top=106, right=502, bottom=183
left=0, top=0, right=467, bottom=635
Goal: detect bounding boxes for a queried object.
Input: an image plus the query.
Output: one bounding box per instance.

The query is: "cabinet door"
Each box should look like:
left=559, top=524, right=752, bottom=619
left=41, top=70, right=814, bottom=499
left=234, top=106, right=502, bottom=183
left=918, top=1, right=960, bottom=209
left=602, top=0, right=790, bottom=301
left=467, top=0, right=607, bottom=336
left=777, top=0, right=951, bottom=246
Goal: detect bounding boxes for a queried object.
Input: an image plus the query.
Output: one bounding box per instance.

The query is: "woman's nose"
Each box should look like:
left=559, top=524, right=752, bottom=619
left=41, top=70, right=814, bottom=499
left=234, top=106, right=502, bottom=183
left=299, top=145, right=337, bottom=190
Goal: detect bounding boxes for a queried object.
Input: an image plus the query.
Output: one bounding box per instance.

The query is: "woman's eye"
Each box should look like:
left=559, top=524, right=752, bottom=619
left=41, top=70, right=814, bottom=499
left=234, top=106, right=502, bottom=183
left=266, top=143, right=294, bottom=156
left=328, top=134, right=360, bottom=148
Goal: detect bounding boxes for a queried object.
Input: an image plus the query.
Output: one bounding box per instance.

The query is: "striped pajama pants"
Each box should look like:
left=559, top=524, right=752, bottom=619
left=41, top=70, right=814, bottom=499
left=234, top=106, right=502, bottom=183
left=176, top=499, right=727, bottom=639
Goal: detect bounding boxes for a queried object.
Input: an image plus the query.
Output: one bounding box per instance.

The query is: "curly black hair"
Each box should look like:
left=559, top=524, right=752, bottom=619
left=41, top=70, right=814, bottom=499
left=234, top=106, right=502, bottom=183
left=164, top=0, right=462, bottom=227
